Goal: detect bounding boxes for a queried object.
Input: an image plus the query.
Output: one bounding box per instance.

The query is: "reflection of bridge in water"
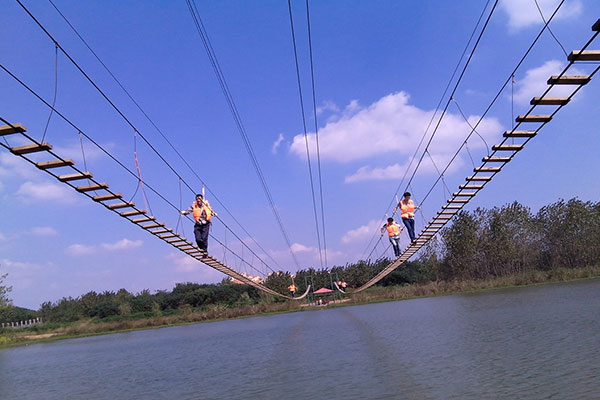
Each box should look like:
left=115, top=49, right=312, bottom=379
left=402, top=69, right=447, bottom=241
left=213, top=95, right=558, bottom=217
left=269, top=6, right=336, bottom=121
left=1, top=18, right=599, bottom=299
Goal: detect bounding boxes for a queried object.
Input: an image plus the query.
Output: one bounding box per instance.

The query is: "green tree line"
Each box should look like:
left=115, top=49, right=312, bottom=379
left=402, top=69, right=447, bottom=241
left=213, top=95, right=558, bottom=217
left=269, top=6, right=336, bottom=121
left=4, top=198, right=598, bottom=324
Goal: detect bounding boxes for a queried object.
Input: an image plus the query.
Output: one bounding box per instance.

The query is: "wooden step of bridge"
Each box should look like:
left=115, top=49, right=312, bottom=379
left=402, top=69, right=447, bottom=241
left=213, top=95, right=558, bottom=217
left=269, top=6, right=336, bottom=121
left=503, top=130, right=536, bottom=138
left=530, top=97, right=570, bottom=106
left=36, top=159, right=74, bottom=169
left=547, top=75, right=590, bottom=85
left=10, top=143, right=52, bottom=155
left=0, top=123, right=26, bottom=135
left=516, top=115, right=552, bottom=123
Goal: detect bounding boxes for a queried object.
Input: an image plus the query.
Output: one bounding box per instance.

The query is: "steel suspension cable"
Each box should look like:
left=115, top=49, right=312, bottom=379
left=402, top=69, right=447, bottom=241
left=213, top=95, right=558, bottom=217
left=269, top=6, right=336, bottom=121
left=415, top=0, right=568, bottom=208
left=305, top=0, right=328, bottom=268
left=46, top=0, right=281, bottom=270
left=187, top=0, right=301, bottom=269
left=287, top=0, right=324, bottom=269
left=361, top=0, right=496, bottom=260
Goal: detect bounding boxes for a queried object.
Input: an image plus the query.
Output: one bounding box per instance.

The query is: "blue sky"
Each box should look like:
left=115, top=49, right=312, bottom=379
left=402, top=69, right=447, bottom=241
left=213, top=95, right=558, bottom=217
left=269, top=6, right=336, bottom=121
left=1, top=0, right=599, bottom=309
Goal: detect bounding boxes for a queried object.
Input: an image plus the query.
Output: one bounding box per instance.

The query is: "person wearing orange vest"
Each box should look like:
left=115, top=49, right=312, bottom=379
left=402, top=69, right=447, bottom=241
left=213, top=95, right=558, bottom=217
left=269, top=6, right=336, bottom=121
left=181, top=194, right=216, bottom=252
left=395, top=192, right=419, bottom=242
left=288, top=283, right=297, bottom=297
left=381, top=217, right=403, bottom=257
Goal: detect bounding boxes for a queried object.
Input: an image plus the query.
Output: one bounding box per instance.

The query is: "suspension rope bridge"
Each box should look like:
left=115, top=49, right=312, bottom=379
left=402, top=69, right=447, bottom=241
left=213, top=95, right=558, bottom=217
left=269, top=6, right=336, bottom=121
left=1, top=0, right=598, bottom=301
left=353, top=21, right=600, bottom=293
left=0, top=121, right=309, bottom=300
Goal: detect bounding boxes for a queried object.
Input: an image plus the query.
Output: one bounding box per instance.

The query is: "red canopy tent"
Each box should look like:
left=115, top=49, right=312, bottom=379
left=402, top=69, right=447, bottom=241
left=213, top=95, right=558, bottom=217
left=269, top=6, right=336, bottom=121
left=313, top=287, right=333, bottom=294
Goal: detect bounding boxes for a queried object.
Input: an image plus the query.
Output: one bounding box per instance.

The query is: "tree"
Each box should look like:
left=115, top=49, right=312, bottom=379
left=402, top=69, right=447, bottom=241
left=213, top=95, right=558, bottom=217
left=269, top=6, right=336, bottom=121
left=0, top=272, right=12, bottom=307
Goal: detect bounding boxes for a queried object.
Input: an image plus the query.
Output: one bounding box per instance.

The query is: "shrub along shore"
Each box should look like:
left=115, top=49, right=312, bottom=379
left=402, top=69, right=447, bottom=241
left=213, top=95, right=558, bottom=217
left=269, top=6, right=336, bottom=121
left=1, top=266, right=599, bottom=348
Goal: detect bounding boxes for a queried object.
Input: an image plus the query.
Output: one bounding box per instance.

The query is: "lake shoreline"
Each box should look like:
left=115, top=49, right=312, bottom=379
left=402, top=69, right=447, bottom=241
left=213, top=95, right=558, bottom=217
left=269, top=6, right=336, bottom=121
left=2, top=266, right=599, bottom=349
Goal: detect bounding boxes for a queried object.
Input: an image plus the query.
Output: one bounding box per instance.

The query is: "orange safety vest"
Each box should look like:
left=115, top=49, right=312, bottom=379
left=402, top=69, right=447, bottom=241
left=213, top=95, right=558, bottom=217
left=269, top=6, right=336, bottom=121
left=192, top=200, right=214, bottom=223
left=400, top=199, right=417, bottom=219
left=386, top=222, right=401, bottom=237
left=288, top=284, right=297, bottom=292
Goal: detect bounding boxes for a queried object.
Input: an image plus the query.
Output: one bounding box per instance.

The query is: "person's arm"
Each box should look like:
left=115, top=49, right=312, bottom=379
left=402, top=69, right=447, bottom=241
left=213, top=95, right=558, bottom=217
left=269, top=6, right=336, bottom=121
left=181, top=203, right=194, bottom=215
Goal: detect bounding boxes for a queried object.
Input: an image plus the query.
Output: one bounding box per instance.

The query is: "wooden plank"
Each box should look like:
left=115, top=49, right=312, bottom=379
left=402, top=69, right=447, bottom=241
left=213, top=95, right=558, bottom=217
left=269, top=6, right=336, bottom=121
left=547, top=75, right=590, bottom=85
left=460, top=184, right=484, bottom=189
left=174, top=242, right=192, bottom=247
left=58, top=172, right=93, bottom=182
left=503, top=130, right=536, bottom=138
left=0, top=123, right=26, bottom=135
left=157, top=233, right=178, bottom=239
left=120, top=209, right=146, bottom=217
left=438, top=210, right=458, bottom=215
left=131, top=216, right=156, bottom=223
left=482, top=156, right=511, bottom=162
left=151, top=228, right=171, bottom=234
left=179, top=246, right=195, bottom=251
left=141, top=223, right=165, bottom=229
left=453, top=192, right=477, bottom=196
left=568, top=50, right=600, bottom=61
left=474, top=167, right=501, bottom=172
left=448, top=199, right=469, bottom=203
left=93, top=193, right=122, bottom=201
left=443, top=205, right=463, bottom=209
left=516, top=115, right=552, bottom=123
left=107, top=202, right=134, bottom=210
left=76, top=183, right=108, bottom=192
left=166, top=238, right=186, bottom=243
left=36, top=159, right=74, bottom=169
left=492, top=144, right=523, bottom=151
left=10, top=143, right=52, bottom=155
left=434, top=216, right=452, bottom=220
left=466, top=176, right=492, bottom=181
left=530, top=97, right=570, bottom=105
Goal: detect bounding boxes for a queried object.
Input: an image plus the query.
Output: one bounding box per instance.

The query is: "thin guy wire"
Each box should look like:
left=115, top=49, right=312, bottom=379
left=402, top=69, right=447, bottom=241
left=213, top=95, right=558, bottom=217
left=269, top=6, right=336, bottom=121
left=41, top=43, right=58, bottom=143
left=287, top=0, right=324, bottom=269
left=305, top=0, right=328, bottom=268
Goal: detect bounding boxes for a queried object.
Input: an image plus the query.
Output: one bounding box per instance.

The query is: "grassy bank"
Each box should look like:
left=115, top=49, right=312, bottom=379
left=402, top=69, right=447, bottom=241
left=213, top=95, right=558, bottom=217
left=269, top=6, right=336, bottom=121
left=2, top=265, right=599, bottom=348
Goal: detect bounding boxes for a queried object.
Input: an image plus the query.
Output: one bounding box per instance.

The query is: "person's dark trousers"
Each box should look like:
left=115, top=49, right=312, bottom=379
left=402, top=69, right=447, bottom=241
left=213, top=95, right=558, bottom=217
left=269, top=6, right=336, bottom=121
left=389, top=236, right=401, bottom=257
left=194, top=221, right=211, bottom=251
left=402, top=218, right=416, bottom=241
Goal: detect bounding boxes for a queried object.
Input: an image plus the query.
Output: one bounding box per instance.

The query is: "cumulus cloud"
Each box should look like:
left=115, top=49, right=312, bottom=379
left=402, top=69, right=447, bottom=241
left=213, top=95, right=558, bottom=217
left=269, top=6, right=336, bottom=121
left=65, top=243, right=95, bottom=256
left=0, top=258, right=42, bottom=270
left=53, top=141, right=112, bottom=163
left=513, top=60, right=585, bottom=105
left=271, top=133, right=284, bottom=154
left=0, top=153, right=39, bottom=180
left=288, top=91, right=501, bottom=182
left=316, top=100, right=340, bottom=115
left=16, top=181, right=79, bottom=204
left=101, top=238, right=143, bottom=251
left=342, top=220, right=384, bottom=244
left=500, top=0, right=582, bottom=31
left=290, top=243, right=315, bottom=253
left=31, top=226, right=59, bottom=236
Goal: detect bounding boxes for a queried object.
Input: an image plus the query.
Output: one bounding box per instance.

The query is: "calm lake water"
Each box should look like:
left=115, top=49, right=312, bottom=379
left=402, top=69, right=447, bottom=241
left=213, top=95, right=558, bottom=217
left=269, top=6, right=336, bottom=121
left=1, top=279, right=599, bottom=399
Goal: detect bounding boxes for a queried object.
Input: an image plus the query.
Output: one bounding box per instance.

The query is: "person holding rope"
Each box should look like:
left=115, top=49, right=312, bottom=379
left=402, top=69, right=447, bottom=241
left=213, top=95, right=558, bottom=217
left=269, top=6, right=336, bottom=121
left=381, top=217, right=403, bottom=257
left=394, top=192, right=420, bottom=243
left=181, top=194, right=216, bottom=253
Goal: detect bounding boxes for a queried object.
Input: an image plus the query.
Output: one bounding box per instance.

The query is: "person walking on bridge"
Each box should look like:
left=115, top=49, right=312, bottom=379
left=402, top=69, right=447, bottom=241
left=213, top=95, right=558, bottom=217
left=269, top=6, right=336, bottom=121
left=381, top=217, right=403, bottom=257
left=395, top=192, right=419, bottom=242
left=288, top=283, right=297, bottom=297
left=181, top=194, right=216, bottom=253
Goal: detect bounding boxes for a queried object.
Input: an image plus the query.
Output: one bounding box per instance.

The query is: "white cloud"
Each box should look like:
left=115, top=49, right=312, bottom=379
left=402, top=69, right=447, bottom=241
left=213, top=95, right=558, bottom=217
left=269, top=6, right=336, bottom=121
left=342, top=219, right=384, bottom=244
left=0, top=153, right=39, bottom=180
left=31, top=226, right=59, bottom=236
left=0, top=258, right=42, bottom=270
left=271, top=133, right=284, bottom=154
left=513, top=60, right=585, bottom=105
left=101, top=238, right=143, bottom=251
left=316, top=100, right=340, bottom=115
left=65, top=243, right=95, bottom=256
left=500, top=0, right=582, bottom=31
left=289, top=92, right=501, bottom=166
left=290, top=243, right=314, bottom=253
left=345, top=152, right=465, bottom=183
left=16, top=181, right=79, bottom=204
left=53, top=141, right=112, bottom=163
